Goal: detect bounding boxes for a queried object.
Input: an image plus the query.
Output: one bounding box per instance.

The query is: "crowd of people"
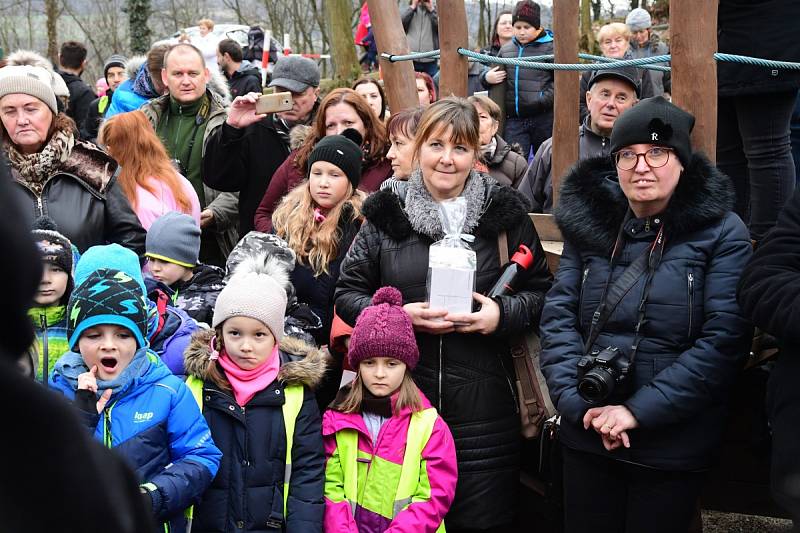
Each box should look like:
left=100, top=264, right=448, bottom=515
left=2, top=1, right=800, bottom=532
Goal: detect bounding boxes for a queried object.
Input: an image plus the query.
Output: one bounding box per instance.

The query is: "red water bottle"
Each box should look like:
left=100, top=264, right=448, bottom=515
left=487, top=245, right=534, bottom=297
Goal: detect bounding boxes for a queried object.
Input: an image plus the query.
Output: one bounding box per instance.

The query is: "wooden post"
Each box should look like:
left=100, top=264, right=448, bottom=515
left=367, top=0, right=419, bottom=112
left=437, top=0, right=469, bottom=97
left=551, top=0, right=580, bottom=208
left=670, top=0, right=717, bottom=162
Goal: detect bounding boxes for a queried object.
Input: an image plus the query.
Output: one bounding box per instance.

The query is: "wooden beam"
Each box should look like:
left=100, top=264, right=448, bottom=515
left=437, top=0, right=469, bottom=97
left=367, top=0, right=419, bottom=112
left=670, top=0, right=717, bottom=162
left=551, top=0, right=580, bottom=207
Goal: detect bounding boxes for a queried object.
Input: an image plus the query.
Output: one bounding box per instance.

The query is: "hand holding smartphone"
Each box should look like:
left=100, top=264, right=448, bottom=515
left=255, top=92, right=293, bottom=114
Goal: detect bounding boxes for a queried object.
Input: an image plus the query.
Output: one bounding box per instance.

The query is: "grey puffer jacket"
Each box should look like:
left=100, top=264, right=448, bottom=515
left=629, top=33, right=671, bottom=95
left=519, top=116, right=613, bottom=213
left=334, top=171, right=553, bottom=529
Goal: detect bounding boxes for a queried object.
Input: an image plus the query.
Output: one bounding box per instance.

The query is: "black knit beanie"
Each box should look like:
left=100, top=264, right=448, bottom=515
left=31, top=216, right=73, bottom=275
left=103, top=54, right=127, bottom=82
left=307, top=129, right=364, bottom=188
left=609, top=96, right=695, bottom=167
left=513, top=0, right=541, bottom=28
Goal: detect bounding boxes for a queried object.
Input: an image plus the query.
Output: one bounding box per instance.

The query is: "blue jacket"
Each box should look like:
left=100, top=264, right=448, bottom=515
left=541, top=154, right=752, bottom=471
left=50, top=349, right=222, bottom=530
left=491, top=30, right=554, bottom=118
left=105, top=79, right=150, bottom=120
left=150, top=303, right=198, bottom=377
left=183, top=329, right=326, bottom=532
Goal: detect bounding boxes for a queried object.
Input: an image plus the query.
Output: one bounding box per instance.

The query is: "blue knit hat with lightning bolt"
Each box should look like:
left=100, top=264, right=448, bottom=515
left=67, top=268, right=149, bottom=350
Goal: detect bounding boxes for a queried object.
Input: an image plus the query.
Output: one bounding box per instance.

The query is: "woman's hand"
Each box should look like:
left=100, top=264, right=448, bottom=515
left=583, top=404, right=639, bottom=451
left=484, top=67, right=507, bottom=85
left=77, top=366, right=113, bottom=414
left=446, top=293, right=501, bottom=335
left=403, top=302, right=455, bottom=335
left=226, top=92, right=267, bottom=129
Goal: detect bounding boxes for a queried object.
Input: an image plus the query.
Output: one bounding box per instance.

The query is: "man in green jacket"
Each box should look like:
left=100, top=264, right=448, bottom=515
left=141, top=43, right=239, bottom=267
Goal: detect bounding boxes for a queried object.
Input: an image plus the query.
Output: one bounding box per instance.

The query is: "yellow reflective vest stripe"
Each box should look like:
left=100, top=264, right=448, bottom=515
left=185, top=376, right=304, bottom=519
left=335, top=407, right=445, bottom=532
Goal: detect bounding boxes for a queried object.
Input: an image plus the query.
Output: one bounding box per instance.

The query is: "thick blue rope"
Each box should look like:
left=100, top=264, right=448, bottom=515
left=381, top=49, right=800, bottom=72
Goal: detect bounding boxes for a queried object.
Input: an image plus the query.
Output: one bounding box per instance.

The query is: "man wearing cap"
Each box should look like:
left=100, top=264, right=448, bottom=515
left=140, top=43, right=239, bottom=267
left=626, top=8, right=670, bottom=97
left=520, top=67, right=640, bottom=213
left=83, top=54, right=127, bottom=142
left=202, top=55, right=321, bottom=235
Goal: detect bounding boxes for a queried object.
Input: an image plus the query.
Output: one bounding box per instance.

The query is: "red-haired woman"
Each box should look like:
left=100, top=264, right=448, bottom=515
left=99, top=110, right=201, bottom=230
left=253, top=87, right=391, bottom=232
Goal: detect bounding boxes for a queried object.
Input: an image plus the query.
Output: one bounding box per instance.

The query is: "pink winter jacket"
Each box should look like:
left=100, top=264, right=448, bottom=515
left=323, top=391, right=458, bottom=533
left=134, top=175, right=202, bottom=230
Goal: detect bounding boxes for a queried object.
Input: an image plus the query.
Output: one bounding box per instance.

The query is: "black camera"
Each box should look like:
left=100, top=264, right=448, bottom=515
left=576, top=346, right=632, bottom=403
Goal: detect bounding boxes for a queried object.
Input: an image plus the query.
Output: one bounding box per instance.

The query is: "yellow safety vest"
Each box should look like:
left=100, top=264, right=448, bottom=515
left=335, top=407, right=446, bottom=532
left=185, top=376, right=304, bottom=517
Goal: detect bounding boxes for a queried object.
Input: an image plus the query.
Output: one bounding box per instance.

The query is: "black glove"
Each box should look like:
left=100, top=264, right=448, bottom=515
left=75, top=388, right=98, bottom=414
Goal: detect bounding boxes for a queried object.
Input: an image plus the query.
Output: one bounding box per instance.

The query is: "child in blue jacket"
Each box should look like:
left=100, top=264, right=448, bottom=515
left=50, top=267, right=222, bottom=531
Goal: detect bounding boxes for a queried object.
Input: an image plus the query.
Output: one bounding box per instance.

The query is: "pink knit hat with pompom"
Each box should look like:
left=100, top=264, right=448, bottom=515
left=347, top=286, right=419, bottom=370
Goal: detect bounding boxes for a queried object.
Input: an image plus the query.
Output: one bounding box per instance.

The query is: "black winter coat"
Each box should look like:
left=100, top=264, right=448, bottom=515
left=334, top=173, right=552, bottom=529
left=494, top=32, right=555, bottom=118
left=737, top=188, right=800, bottom=521
left=59, top=70, right=96, bottom=134
left=185, top=330, right=326, bottom=533
left=226, top=63, right=263, bottom=99
left=203, top=121, right=291, bottom=235
left=10, top=135, right=146, bottom=255
left=541, top=155, right=752, bottom=471
left=717, top=0, right=800, bottom=96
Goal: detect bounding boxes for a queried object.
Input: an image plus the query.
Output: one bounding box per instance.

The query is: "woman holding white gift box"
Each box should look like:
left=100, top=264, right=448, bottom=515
left=334, top=97, right=552, bottom=532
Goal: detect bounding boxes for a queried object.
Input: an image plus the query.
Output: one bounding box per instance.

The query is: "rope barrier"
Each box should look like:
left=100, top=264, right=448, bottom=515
left=382, top=48, right=800, bottom=72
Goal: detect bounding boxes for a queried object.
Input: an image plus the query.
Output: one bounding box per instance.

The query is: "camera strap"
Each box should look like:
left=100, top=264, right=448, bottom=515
left=584, top=213, right=666, bottom=357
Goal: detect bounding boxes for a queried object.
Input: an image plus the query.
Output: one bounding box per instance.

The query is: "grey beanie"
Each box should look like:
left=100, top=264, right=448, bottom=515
left=103, top=54, right=128, bottom=81
left=626, top=8, right=652, bottom=32
left=145, top=211, right=201, bottom=268
left=0, top=65, right=58, bottom=114
left=212, top=254, right=289, bottom=341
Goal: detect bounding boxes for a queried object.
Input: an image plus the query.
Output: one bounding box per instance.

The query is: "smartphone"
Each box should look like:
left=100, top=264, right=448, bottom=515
left=255, top=92, right=293, bottom=114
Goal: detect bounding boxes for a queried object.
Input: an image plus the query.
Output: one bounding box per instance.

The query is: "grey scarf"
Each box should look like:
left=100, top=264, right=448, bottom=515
left=404, top=168, right=487, bottom=240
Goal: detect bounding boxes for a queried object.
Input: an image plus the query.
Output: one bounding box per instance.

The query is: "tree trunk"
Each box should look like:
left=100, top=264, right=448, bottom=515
left=477, top=0, right=487, bottom=49
left=630, top=0, right=639, bottom=9
left=325, top=0, right=360, bottom=81
left=591, top=0, right=601, bottom=21
left=127, top=0, right=151, bottom=54
left=580, top=0, right=593, bottom=53
left=45, top=0, right=57, bottom=65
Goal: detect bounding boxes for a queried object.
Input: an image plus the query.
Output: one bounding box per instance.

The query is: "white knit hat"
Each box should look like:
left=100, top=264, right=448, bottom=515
left=0, top=65, right=58, bottom=114
left=212, top=253, right=289, bottom=342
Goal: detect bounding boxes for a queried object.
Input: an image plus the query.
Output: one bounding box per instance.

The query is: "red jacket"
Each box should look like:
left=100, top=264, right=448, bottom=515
left=253, top=150, right=392, bottom=232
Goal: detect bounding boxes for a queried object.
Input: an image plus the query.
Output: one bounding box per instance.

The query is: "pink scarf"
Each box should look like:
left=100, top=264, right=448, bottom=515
left=217, top=346, right=280, bottom=406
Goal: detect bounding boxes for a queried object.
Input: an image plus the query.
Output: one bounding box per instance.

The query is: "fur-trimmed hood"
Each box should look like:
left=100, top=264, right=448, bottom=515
left=554, top=153, right=735, bottom=254
left=183, top=328, right=327, bottom=389
left=361, top=170, right=532, bottom=241
left=125, top=55, right=146, bottom=80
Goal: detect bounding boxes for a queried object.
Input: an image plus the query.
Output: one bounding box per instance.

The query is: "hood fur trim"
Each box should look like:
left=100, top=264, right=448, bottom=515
left=362, top=172, right=531, bottom=241
left=184, top=329, right=327, bottom=388
left=45, top=114, right=117, bottom=193
left=126, top=56, right=146, bottom=80
left=290, top=125, right=311, bottom=150
left=207, top=66, right=231, bottom=105
left=555, top=153, right=735, bottom=253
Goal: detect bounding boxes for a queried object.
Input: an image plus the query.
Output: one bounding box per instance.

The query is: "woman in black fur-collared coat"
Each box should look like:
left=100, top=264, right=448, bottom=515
left=335, top=98, right=553, bottom=531
left=540, top=97, right=752, bottom=533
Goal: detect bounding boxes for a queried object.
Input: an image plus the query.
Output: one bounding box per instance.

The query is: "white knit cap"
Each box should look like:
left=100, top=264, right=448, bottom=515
left=0, top=65, right=58, bottom=114
left=626, top=8, right=652, bottom=32
left=212, top=254, right=288, bottom=342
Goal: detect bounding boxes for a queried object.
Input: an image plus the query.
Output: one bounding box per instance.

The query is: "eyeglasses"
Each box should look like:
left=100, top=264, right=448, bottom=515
left=614, top=147, right=673, bottom=171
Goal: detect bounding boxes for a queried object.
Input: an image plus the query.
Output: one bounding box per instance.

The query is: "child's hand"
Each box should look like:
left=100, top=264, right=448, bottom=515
left=77, top=366, right=113, bottom=414
left=77, top=365, right=100, bottom=393
left=485, top=67, right=507, bottom=85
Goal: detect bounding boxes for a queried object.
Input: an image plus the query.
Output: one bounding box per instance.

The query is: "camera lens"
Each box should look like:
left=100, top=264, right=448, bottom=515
left=578, top=367, right=615, bottom=403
